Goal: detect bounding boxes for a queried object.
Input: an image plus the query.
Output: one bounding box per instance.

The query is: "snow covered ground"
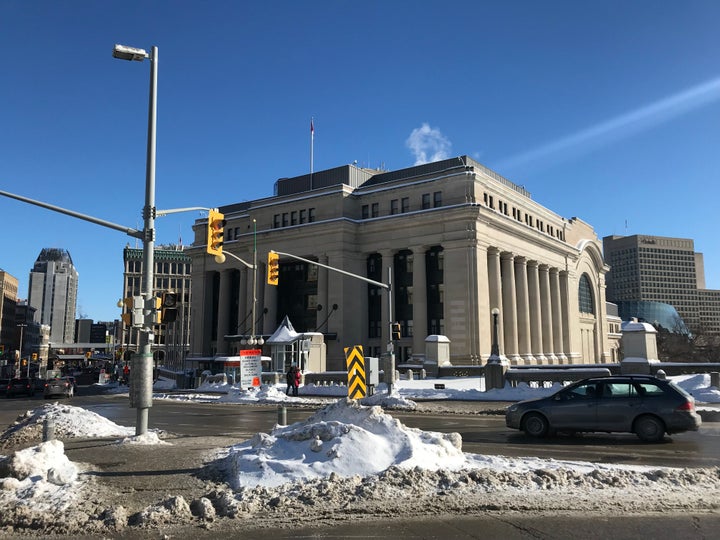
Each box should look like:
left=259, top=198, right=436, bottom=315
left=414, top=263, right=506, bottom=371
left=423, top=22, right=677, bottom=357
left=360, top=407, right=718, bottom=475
left=0, top=374, right=719, bottom=535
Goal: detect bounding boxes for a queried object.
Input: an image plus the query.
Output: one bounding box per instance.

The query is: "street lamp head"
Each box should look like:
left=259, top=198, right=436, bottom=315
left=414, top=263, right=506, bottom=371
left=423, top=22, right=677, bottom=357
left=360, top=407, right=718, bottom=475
left=116, top=299, right=123, bottom=308
left=112, top=44, right=148, bottom=62
left=214, top=253, right=226, bottom=264
left=491, top=307, right=500, bottom=316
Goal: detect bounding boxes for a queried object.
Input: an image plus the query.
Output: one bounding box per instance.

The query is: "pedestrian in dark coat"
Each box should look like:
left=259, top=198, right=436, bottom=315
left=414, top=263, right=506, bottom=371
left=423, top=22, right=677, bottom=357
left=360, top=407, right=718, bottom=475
left=286, top=365, right=295, bottom=396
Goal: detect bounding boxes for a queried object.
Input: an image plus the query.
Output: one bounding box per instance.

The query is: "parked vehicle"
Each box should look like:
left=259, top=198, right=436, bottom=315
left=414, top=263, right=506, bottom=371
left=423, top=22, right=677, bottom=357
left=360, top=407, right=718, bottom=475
left=6, top=378, right=36, bottom=398
left=0, top=378, right=9, bottom=397
left=44, top=377, right=74, bottom=399
left=505, top=375, right=701, bottom=442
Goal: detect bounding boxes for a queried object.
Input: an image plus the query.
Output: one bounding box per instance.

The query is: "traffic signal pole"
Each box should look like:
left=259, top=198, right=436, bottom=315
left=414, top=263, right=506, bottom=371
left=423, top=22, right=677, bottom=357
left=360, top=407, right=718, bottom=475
left=270, top=250, right=397, bottom=394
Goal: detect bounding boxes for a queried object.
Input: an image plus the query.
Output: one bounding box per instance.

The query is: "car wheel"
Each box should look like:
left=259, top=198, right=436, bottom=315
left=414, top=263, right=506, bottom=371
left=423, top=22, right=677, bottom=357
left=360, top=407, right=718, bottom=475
left=634, top=415, right=665, bottom=442
left=522, top=412, right=550, bottom=438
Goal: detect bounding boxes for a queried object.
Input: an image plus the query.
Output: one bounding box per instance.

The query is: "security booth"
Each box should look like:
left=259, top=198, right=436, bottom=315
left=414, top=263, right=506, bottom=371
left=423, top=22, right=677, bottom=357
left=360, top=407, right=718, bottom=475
left=266, top=316, right=326, bottom=373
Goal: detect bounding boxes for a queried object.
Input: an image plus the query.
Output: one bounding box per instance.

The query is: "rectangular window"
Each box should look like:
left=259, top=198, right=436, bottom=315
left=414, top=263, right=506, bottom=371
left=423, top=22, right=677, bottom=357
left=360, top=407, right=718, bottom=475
left=390, top=199, right=399, bottom=214
left=401, top=197, right=409, bottom=213
left=422, top=193, right=431, bottom=209
left=308, top=208, right=316, bottom=222
left=291, top=211, right=298, bottom=225
left=362, top=204, right=369, bottom=219
left=433, top=191, right=442, bottom=207
left=299, top=209, right=306, bottom=224
left=273, top=214, right=280, bottom=228
left=282, top=213, right=289, bottom=227
left=371, top=203, right=379, bottom=217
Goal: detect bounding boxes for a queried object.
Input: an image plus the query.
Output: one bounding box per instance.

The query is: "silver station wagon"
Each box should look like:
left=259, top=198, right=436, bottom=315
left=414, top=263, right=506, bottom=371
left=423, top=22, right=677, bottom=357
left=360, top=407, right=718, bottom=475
left=505, top=375, right=702, bottom=442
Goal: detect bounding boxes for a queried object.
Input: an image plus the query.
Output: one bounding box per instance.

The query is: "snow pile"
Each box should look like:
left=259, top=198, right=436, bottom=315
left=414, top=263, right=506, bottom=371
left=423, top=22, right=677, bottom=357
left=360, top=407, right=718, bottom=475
left=0, top=403, right=135, bottom=448
left=224, top=398, right=460, bottom=488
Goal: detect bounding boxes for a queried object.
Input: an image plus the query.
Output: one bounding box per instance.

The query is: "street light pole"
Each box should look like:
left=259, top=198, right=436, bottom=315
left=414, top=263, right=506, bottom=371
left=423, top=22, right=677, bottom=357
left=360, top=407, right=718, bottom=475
left=490, top=307, right=500, bottom=360
left=17, top=323, right=27, bottom=378
left=113, top=43, right=158, bottom=436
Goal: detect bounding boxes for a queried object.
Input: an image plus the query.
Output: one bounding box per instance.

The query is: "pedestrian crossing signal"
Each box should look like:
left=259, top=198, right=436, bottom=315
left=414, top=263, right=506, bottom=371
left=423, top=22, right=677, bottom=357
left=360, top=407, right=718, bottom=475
left=392, top=322, right=401, bottom=341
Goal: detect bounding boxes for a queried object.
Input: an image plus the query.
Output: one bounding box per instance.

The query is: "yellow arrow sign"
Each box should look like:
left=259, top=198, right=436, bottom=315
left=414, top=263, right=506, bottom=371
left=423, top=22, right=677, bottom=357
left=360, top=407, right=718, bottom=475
left=344, top=345, right=366, bottom=399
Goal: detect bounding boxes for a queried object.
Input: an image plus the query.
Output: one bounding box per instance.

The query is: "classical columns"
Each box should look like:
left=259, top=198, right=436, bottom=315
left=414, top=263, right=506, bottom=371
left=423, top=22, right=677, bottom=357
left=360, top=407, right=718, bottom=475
left=550, top=268, right=566, bottom=363
left=316, top=254, right=329, bottom=332
left=514, top=257, right=533, bottom=364
left=560, top=270, right=576, bottom=361
left=411, top=246, right=427, bottom=357
left=380, top=249, right=394, bottom=346
left=539, top=264, right=556, bottom=363
left=487, top=248, right=504, bottom=356
left=500, top=252, right=520, bottom=363
left=216, top=269, right=233, bottom=354
left=526, top=260, right=547, bottom=364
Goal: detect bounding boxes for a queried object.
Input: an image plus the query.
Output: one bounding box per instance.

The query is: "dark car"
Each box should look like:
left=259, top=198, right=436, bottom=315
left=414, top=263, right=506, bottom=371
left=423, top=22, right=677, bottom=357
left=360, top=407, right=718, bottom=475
left=505, top=375, right=701, bottom=442
left=44, top=377, right=74, bottom=399
left=0, top=378, right=9, bottom=397
left=6, top=378, right=36, bottom=398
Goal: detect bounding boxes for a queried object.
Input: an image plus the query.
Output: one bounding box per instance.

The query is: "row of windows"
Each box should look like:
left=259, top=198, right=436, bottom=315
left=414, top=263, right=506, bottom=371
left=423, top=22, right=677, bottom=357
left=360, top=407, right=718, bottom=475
left=273, top=208, right=316, bottom=229
left=362, top=191, right=443, bottom=219
left=124, top=277, right=190, bottom=294
left=639, top=248, right=693, bottom=256
left=126, top=261, right=191, bottom=275
left=483, top=192, right=565, bottom=241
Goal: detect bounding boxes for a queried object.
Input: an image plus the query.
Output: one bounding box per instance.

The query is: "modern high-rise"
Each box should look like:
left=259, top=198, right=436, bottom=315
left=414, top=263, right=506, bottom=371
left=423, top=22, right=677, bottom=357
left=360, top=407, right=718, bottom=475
left=28, top=248, right=78, bottom=344
left=603, top=234, right=719, bottom=335
left=119, top=245, right=192, bottom=371
left=188, top=156, right=622, bottom=369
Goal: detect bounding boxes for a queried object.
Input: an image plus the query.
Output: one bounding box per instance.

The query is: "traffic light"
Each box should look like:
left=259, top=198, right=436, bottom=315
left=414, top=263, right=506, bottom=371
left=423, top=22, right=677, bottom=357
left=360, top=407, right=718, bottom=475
left=392, top=322, right=401, bottom=341
left=120, top=296, right=133, bottom=325
left=267, top=251, right=279, bottom=286
left=206, top=209, right=226, bottom=256
left=120, top=296, right=145, bottom=327
left=31, top=352, right=37, bottom=361
left=160, top=291, right=178, bottom=323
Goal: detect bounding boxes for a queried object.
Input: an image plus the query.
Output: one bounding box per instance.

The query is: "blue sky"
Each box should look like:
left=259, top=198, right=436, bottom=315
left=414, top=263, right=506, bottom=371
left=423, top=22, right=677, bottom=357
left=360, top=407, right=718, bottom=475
left=1, top=1, right=719, bottom=323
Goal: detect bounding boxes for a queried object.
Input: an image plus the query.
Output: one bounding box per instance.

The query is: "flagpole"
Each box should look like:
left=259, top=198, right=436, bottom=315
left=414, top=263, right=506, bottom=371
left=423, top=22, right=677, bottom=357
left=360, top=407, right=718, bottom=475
left=310, top=117, right=314, bottom=190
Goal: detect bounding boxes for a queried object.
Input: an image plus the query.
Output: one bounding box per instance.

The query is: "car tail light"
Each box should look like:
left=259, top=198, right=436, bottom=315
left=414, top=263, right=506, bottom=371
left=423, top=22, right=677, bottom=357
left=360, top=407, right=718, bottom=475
left=676, top=400, right=695, bottom=412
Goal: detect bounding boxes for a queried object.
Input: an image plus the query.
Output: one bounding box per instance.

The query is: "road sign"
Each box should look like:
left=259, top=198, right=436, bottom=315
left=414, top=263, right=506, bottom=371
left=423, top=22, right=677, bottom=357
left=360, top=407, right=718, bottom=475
left=344, top=345, right=366, bottom=399
left=240, top=349, right=262, bottom=388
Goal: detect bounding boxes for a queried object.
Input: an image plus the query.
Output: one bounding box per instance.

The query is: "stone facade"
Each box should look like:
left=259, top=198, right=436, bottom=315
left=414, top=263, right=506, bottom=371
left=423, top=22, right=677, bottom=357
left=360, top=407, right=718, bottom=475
left=188, top=156, right=620, bottom=370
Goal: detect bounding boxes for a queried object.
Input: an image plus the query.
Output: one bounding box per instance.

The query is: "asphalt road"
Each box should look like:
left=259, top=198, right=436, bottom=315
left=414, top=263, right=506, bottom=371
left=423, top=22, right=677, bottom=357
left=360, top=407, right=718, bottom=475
left=2, top=388, right=719, bottom=468
left=3, top=388, right=720, bottom=539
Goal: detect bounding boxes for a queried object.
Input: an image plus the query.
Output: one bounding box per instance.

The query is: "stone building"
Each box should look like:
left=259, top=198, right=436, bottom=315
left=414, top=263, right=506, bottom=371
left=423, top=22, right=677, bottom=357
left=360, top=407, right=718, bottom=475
left=119, top=245, right=192, bottom=371
left=188, top=156, right=621, bottom=370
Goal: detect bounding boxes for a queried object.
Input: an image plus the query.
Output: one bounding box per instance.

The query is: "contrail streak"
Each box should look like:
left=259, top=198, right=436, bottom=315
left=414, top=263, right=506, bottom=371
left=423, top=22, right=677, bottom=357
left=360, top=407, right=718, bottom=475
left=495, top=77, right=720, bottom=171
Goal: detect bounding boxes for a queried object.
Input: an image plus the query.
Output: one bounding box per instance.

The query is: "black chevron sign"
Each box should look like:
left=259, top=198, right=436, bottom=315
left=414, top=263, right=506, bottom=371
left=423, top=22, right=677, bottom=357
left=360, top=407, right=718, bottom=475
left=344, top=345, right=367, bottom=399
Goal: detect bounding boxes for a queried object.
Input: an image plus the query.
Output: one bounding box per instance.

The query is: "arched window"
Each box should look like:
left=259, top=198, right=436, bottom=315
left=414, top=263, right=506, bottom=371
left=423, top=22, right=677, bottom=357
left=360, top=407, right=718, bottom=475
left=578, top=274, right=595, bottom=314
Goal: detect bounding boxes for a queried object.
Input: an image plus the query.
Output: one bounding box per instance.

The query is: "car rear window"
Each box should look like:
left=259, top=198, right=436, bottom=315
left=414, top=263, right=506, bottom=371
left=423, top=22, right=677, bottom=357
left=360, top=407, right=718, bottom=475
left=634, top=382, right=666, bottom=397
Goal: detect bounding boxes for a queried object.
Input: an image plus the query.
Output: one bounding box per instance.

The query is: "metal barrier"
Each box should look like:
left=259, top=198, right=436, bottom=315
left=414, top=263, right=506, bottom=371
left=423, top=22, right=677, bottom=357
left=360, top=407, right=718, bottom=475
left=505, top=368, right=612, bottom=388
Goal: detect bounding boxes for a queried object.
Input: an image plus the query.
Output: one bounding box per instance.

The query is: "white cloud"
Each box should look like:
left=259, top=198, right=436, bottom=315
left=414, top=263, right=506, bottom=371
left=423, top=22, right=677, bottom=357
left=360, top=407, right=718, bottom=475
left=406, top=123, right=452, bottom=165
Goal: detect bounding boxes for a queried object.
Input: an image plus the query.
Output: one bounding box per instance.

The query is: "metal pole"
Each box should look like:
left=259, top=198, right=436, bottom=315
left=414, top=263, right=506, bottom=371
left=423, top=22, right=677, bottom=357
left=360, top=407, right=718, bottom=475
left=387, top=267, right=395, bottom=395
left=252, top=219, right=257, bottom=340
left=135, top=45, right=158, bottom=436
left=491, top=312, right=499, bottom=357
